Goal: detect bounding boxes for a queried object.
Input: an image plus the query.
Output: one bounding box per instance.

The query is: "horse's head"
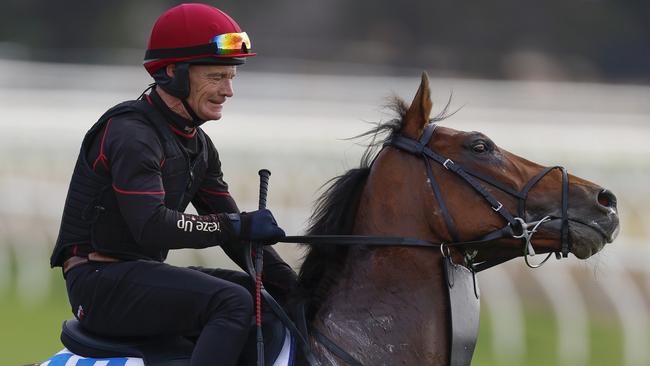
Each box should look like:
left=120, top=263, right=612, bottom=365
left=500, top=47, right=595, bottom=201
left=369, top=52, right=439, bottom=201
left=299, top=73, right=622, bottom=365
left=360, top=73, right=620, bottom=265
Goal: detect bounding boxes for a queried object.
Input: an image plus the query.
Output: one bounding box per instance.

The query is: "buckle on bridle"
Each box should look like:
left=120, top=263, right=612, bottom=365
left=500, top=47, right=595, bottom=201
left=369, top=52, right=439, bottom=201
left=443, top=158, right=454, bottom=169
left=491, top=202, right=503, bottom=212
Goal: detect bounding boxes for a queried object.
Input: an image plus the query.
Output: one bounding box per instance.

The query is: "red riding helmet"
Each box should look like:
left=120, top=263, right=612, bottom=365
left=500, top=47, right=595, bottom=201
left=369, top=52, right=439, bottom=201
left=143, top=3, right=256, bottom=75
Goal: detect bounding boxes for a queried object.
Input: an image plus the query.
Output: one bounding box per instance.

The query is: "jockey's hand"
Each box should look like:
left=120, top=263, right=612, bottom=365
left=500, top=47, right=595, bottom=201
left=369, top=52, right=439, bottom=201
left=229, top=209, right=285, bottom=245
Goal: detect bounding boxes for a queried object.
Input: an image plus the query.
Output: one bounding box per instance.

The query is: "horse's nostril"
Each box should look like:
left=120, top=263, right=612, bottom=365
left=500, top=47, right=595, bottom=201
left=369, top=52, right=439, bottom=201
left=597, top=189, right=617, bottom=209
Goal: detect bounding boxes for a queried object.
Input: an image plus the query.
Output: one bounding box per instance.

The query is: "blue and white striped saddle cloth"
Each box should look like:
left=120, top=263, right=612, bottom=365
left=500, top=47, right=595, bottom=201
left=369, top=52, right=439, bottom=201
left=40, top=349, right=143, bottom=366
left=40, top=330, right=294, bottom=366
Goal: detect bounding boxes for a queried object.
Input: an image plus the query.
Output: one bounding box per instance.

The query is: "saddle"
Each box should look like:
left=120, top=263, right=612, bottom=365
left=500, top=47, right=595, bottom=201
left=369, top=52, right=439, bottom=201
left=58, top=310, right=290, bottom=366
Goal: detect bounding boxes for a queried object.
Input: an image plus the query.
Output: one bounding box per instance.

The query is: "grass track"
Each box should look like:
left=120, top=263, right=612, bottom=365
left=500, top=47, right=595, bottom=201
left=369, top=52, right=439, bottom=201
left=2, top=271, right=624, bottom=365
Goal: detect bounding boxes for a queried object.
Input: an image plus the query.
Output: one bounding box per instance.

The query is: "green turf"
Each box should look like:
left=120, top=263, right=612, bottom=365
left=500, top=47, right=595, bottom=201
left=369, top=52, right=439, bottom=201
left=1, top=272, right=70, bottom=365
left=473, top=305, right=624, bottom=366
left=1, top=270, right=624, bottom=365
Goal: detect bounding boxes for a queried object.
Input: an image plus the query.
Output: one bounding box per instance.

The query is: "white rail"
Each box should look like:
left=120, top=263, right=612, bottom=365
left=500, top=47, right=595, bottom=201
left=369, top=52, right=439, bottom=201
left=534, top=264, right=589, bottom=366
left=1, top=60, right=648, bottom=364
left=479, top=266, right=526, bottom=364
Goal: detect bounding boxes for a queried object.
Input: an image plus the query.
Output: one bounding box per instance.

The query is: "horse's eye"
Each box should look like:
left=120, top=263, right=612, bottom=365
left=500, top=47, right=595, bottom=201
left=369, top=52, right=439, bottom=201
left=472, top=143, right=487, bottom=153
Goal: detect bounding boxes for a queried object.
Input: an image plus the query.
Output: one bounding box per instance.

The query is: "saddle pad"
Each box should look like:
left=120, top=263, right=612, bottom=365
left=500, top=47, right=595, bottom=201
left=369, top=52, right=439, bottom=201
left=40, top=349, right=144, bottom=366
left=41, top=330, right=294, bottom=366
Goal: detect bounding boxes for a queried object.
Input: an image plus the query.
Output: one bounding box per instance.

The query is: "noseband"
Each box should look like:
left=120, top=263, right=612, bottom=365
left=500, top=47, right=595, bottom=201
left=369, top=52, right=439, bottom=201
left=285, top=122, right=571, bottom=271
left=387, top=123, right=571, bottom=269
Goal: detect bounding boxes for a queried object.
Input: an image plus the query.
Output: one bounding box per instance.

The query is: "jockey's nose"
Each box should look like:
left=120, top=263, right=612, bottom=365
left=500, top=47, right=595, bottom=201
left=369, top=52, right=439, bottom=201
left=597, top=189, right=617, bottom=210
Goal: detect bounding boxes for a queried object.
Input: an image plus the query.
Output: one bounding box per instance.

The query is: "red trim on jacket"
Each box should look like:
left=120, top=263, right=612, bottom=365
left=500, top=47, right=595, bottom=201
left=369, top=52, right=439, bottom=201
left=112, top=183, right=165, bottom=195
left=144, top=93, right=197, bottom=139
left=168, top=124, right=197, bottom=138
left=199, top=188, right=231, bottom=197
left=92, top=118, right=113, bottom=172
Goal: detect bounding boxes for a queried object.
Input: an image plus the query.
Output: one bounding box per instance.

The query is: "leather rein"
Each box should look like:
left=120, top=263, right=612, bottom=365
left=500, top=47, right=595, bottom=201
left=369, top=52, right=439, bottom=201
left=283, top=122, right=571, bottom=271
left=278, top=123, right=571, bottom=365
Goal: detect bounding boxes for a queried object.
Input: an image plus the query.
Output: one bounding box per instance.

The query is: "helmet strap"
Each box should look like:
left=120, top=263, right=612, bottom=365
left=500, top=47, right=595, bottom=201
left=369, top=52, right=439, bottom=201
left=181, top=98, right=204, bottom=126
left=153, top=63, right=206, bottom=127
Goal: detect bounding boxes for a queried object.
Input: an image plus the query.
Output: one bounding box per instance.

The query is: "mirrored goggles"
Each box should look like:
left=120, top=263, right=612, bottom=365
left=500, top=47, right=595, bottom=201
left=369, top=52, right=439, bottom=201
left=211, top=32, right=251, bottom=55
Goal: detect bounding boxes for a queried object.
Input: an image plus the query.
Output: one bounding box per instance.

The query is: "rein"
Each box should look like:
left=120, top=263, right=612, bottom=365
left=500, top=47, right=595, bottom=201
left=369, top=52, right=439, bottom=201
left=285, top=123, right=571, bottom=270
left=279, top=123, right=571, bottom=365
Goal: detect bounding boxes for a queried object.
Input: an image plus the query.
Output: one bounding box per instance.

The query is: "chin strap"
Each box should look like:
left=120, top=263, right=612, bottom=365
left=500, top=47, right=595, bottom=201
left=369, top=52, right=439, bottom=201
left=180, top=98, right=205, bottom=128
left=152, top=62, right=207, bottom=128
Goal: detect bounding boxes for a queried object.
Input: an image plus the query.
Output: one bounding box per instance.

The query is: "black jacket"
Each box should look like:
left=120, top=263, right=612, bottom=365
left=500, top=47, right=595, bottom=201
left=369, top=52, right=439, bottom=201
left=51, top=91, right=296, bottom=291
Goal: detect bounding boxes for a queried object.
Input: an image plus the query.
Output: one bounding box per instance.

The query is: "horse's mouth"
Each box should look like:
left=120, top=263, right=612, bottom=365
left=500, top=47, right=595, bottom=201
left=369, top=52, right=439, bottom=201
left=568, top=218, right=620, bottom=259
left=536, top=216, right=619, bottom=259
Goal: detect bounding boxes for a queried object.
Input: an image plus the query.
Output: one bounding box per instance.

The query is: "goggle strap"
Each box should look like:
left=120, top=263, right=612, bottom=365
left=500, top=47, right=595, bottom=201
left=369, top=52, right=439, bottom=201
left=145, top=43, right=249, bottom=61
left=145, top=44, right=218, bottom=60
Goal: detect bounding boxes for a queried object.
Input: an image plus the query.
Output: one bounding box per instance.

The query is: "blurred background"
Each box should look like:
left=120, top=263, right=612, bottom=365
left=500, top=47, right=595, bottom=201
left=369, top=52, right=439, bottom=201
left=1, top=1, right=649, bottom=365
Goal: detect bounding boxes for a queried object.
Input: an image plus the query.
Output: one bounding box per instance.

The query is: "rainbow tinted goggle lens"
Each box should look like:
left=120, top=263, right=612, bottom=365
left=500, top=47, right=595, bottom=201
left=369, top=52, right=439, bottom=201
left=211, top=32, right=251, bottom=55
left=144, top=32, right=253, bottom=61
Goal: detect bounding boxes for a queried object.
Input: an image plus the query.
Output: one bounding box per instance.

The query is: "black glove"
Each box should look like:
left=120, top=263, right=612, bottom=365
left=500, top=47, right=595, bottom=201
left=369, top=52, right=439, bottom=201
left=228, top=209, right=285, bottom=245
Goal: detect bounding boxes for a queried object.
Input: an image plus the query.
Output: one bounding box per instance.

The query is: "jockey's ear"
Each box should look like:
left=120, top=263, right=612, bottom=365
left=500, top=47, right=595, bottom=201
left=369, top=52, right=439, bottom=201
left=402, top=72, right=432, bottom=140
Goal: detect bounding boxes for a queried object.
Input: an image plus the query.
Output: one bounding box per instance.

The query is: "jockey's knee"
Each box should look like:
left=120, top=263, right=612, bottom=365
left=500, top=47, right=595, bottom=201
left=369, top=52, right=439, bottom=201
left=206, top=283, right=254, bottom=328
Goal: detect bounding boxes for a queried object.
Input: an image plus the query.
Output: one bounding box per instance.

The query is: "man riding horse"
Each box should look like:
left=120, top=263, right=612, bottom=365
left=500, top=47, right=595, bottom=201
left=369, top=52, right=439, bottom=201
left=50, top=4, right=296, bottom=366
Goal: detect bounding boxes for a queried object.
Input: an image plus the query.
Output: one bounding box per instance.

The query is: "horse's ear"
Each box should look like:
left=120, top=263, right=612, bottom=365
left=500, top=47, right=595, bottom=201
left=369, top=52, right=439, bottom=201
left=402, top=72, right=433, bottom=139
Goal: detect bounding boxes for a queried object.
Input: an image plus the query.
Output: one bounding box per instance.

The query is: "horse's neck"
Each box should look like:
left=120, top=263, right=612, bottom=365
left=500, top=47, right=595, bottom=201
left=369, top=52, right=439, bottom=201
left=310, top=247, right=450, bottom=365
left=310, top=242, right=450, bottom=365
left=308, top=154, right=451, bottom=364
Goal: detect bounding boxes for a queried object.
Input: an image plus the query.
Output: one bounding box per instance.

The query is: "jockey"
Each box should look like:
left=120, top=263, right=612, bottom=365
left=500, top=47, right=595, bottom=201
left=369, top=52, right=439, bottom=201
left=50, top=3, right=297, bottom=366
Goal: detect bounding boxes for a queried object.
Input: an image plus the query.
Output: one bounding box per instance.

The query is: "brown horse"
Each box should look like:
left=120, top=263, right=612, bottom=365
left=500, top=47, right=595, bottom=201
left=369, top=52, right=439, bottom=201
left=293, top=73, right=620, bottom=365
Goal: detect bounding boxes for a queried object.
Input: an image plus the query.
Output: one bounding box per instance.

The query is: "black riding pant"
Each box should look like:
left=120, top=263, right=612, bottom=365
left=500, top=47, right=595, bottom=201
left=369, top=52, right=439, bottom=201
left=65, top=260, right=255, bottom=366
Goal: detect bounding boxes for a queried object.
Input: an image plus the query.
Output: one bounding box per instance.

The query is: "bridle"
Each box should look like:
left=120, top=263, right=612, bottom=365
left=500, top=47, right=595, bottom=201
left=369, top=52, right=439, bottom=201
left=278, top=122, right=572, bottom=366
left=285, top=122, right=571, bottom=271
left=388, top=122, right=571, bottom=269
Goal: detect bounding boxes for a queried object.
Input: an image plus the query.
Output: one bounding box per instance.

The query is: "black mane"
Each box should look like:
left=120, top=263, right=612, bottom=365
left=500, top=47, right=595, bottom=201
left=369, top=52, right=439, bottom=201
left=294, top=97, right=407, bottom=314
left=294, top=94, right=453, bottom=317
